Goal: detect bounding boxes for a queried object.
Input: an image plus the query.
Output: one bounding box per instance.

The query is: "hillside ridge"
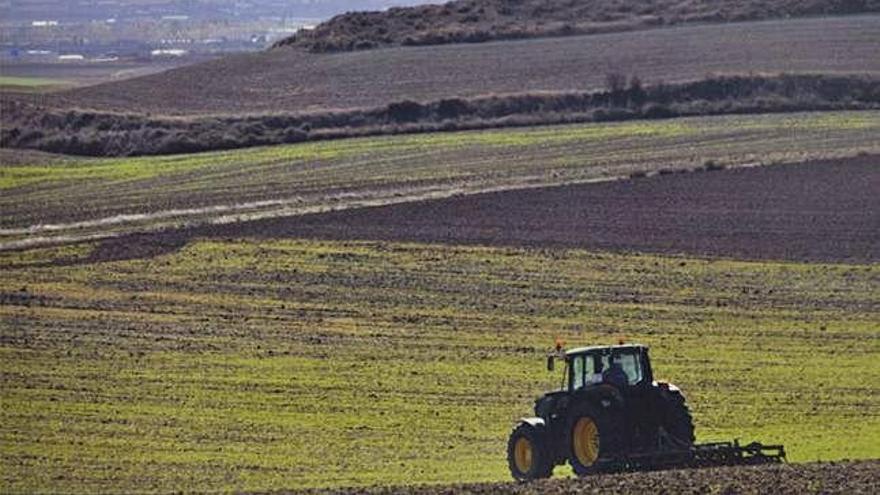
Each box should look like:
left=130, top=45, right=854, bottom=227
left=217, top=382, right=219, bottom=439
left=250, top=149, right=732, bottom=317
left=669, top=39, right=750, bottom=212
left=274, top=0, right=880, bottom=52
left=4, top=74, right=878, bottom=157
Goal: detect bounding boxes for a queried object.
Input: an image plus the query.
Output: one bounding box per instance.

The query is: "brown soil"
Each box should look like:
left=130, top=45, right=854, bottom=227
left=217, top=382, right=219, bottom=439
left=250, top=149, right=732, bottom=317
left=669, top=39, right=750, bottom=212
left=20, top=15, right=880, bottom=116
left=198, top=155, right=879, bottom=264
left=285, top=460, right=880, bottom=495
left=84, top=155, right=879, bottom=264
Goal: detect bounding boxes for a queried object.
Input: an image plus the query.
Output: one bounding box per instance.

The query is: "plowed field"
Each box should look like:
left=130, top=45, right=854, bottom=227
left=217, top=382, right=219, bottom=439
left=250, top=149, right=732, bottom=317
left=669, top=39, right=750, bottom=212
left=3, top=111, right=878, bottom=251
left=3, top=9, right=879, bottom=495
left=88, top=154, right=876, bottom=264
left=3, top=145, right=879, bottom=493
left=303, top=461, right=879, bottom=495
left=24, top=15, right=880, bottom=115
left=214, top=154, right=879, bottom=263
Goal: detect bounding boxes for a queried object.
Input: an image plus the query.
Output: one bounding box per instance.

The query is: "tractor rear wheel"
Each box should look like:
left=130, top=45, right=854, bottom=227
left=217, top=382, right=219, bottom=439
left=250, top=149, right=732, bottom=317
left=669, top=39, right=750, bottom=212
left=567, top=404, right=624, bottom=476
left=658, top=390, right=695, bottom=450
left=507, top=422, right=553, bottom=481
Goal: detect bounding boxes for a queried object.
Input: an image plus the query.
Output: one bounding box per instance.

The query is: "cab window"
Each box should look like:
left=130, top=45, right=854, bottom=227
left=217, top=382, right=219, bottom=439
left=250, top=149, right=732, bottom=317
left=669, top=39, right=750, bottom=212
left=571, top=355, right=584, bottom=390
left=612, top=352, right=644, bottom=385
left=570, top=354, right=598, bottom=390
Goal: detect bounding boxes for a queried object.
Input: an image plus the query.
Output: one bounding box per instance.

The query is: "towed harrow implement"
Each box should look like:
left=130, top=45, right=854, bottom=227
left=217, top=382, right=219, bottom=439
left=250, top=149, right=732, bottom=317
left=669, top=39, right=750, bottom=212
left=598, top=439, right=787, bottom=473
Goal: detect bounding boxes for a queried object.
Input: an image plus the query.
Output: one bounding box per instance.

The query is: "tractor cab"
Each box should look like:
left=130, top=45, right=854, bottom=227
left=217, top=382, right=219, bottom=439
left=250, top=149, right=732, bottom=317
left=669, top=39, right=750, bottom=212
left=548, top=344, right=654, bottom=393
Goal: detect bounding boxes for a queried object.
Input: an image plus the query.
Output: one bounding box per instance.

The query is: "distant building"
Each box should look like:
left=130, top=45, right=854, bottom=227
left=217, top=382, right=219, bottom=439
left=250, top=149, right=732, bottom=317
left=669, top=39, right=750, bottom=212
left=151, top=49, right=188, bottom=57
left=32, top=20, right=59, bottom=27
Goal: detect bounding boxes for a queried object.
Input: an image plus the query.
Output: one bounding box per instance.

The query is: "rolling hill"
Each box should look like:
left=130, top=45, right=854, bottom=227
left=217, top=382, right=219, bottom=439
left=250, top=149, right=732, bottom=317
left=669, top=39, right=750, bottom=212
left=3, top=14, right=879, bottom=156
left=3, top=111, right=878, bottom=250
left=35, top=15, right=880, bottom=116
left=274, top=0, right=880, bottom=52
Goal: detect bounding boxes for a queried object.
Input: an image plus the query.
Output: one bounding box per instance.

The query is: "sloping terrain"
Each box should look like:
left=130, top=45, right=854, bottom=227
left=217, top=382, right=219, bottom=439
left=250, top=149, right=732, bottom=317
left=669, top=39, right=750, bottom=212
left=25, top=15, right=880, bottom=116
left=90, top=154, right=880, bottom=264
left=275, top=0, right=880, bottom=52
left=3, top=15, right=877, bottom=157
left=3, top=111, right=877, bottom=251
left=2, top=4, right=879, bottom=495
left=201, top=155, right=880, bottom=263
left=4, top=73, right=878, bottom=156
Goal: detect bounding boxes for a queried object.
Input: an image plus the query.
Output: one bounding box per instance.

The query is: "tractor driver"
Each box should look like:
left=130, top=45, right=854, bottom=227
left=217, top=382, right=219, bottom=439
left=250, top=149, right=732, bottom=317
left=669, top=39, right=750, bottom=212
left=602, top=361, right=628, bottom=389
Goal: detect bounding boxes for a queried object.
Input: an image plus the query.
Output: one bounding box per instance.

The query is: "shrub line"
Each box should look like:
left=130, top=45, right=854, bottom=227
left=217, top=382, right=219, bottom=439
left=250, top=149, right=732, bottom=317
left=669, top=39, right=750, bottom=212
left=2, top=73, right=878, bottom=157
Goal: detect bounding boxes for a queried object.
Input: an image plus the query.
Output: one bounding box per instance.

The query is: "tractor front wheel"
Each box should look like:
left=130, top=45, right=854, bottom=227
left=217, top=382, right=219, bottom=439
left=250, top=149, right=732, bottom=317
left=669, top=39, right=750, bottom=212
left=507, top=422, right=553, bottom=481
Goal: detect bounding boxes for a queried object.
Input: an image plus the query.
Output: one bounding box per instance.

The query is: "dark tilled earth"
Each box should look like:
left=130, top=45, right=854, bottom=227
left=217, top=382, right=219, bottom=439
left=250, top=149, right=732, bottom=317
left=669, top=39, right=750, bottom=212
left=284, top=461, right=880, bottom=495
left=193, top=155, right=879, bottom=264
left=82, top=155, right=879, bottom=265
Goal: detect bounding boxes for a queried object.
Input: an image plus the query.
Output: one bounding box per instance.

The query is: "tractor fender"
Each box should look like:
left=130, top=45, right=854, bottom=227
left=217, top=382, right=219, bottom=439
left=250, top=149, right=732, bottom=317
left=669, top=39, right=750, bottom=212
left=578, top=383, right=624, bottom=409
left=517, top=417, right=546, bottom=428
left=653, top=380, right=683, bottom=395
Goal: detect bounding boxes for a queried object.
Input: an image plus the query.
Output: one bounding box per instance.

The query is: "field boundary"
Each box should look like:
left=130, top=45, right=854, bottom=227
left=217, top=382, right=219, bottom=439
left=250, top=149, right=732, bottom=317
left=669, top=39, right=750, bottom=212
left=2, top=73, right=878, bottom=157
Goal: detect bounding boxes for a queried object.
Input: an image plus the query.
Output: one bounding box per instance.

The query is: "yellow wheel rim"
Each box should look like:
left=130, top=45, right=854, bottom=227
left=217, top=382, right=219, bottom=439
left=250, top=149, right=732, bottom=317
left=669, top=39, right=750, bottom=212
left=513, top=436, right=533, bottom=473
left=573, top=417, right=600, bottom=466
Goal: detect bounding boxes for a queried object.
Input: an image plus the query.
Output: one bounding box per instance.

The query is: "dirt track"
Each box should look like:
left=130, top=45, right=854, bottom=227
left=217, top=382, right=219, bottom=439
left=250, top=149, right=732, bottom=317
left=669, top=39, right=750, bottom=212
left=195, top=155, right=879, bottom=264
left=287, top=461, right=880, bottom=495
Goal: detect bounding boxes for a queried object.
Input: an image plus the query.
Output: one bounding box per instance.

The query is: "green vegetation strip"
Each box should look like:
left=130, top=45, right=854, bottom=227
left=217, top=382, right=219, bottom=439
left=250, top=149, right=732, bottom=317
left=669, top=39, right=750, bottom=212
left=0, top=76, right=70, bottom=87
left=2, top=111, right=879, bottom=244
left=1, top=239, right=877, bottom=492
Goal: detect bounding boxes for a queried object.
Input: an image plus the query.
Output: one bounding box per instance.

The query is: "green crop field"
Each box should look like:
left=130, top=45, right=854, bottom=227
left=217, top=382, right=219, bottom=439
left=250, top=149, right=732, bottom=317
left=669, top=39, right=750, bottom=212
left=0, top=76, right=72, bottom=91
left=1, top=238, right=877, bottom=493
left=2, top=111, right=879, bottom=249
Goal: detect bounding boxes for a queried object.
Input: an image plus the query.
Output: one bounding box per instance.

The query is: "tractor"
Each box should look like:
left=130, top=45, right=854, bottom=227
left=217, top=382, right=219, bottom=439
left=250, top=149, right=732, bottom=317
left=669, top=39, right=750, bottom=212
left=507, top=342, right=784, bottom=480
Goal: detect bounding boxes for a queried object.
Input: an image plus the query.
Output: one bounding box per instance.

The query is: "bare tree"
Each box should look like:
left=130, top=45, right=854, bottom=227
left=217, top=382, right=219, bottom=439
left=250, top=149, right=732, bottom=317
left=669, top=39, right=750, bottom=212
left=605, top=72, right=627, bottom=93
left=629, top=75, right=643, bottom=92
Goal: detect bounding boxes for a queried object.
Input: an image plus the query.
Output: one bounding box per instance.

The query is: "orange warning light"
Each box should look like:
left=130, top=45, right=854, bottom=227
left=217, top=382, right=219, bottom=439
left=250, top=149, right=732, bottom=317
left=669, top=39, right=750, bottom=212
left=554, top=337, right=566, bottom=352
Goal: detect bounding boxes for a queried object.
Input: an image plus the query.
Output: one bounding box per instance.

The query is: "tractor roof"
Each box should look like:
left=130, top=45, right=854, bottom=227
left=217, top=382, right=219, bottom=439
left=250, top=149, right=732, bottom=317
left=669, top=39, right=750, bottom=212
left=565, top=343, right=647, bottom=356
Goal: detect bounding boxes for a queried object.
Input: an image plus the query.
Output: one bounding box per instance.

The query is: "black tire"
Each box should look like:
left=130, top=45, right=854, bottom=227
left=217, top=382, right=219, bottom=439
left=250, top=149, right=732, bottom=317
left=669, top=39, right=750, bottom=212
left=507, top=422, right=554, bottom=481
left=567, top=403, right=624, bottom=476
left=657, top=390, right=695, bottom=450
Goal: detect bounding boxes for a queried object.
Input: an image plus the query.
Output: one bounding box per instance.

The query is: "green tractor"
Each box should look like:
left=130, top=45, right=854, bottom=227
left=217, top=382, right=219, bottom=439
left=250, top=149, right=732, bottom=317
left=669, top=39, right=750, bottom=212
left=507, top=342, right=783, bottom=480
